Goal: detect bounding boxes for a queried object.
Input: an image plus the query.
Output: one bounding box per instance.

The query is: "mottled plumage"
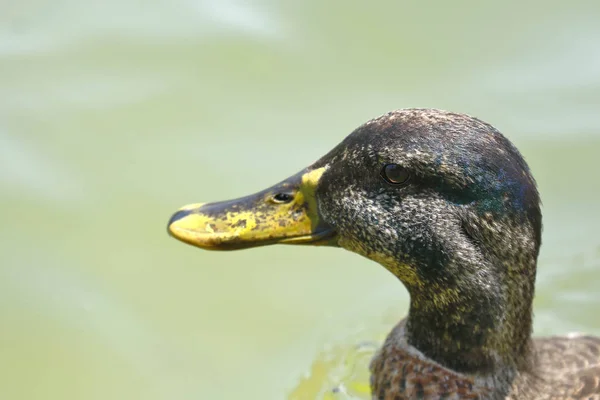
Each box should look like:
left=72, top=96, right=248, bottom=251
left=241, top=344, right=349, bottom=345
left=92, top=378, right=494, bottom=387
left=168, top=108, right=600, bottom=399
left=371, top=321, right=600, bottom=399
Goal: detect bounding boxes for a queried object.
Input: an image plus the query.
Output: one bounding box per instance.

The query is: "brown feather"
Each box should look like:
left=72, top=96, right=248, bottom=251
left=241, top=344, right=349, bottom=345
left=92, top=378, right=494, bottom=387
left=370, top=323, right=600, bottom=399
left=522, top=335, right=600, bottom=399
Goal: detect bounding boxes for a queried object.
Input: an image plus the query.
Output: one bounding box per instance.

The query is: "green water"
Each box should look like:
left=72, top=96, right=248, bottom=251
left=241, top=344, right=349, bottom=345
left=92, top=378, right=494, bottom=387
left=2, top=1, right=600, bottom=399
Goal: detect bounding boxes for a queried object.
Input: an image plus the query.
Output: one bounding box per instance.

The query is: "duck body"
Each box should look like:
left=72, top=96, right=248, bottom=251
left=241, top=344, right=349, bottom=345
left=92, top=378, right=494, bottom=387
left=371, top=320, right=600, bottom=399
left=168, top=109, right=600, bottom=399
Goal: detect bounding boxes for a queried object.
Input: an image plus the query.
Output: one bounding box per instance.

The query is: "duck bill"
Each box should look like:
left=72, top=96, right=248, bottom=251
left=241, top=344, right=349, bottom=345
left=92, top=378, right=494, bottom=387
left=167, top=167, right=337, bottom=250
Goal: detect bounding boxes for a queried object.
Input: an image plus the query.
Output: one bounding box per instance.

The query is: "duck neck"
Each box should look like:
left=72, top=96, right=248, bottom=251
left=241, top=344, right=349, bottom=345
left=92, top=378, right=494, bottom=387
left=404, top=265, right=534, bottom=378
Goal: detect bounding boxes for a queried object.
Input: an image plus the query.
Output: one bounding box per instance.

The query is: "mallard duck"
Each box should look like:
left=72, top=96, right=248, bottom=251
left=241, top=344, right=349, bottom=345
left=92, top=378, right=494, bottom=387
left=167, top=109, right=600, bottom=399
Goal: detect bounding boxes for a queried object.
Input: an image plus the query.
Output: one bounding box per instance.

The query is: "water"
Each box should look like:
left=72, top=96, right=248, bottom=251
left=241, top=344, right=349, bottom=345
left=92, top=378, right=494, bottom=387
left=1, top=1, right=600, bottom=399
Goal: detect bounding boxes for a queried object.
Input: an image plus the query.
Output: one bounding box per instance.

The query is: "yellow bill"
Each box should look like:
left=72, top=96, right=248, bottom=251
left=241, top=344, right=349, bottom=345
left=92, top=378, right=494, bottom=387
left=167, top=167, right=337, bottom=250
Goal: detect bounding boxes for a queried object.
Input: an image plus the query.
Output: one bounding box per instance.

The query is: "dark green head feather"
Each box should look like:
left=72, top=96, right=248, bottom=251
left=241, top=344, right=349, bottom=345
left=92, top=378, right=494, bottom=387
left=312, top=109, right=541, bottom=375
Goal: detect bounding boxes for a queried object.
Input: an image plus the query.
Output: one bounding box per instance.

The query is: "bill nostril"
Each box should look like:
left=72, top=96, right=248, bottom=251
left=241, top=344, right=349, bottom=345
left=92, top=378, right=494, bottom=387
left=271, top=192, right=294, bottom=204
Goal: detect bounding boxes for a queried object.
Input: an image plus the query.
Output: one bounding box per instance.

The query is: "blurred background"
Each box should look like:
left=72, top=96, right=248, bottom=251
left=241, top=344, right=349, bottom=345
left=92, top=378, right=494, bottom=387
left=2, top=1, right=600, bottom=399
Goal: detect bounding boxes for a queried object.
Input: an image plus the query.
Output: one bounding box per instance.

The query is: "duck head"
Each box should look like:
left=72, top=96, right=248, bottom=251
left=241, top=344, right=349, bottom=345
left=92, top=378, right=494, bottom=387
left=168, top=108, right=542, bottom=375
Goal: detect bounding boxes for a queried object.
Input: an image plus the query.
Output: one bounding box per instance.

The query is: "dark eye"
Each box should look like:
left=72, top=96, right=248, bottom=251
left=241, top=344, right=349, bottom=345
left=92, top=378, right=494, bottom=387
left=381, top=164, right=410, bottom=185
left=271, top=192, right=294, bottom=204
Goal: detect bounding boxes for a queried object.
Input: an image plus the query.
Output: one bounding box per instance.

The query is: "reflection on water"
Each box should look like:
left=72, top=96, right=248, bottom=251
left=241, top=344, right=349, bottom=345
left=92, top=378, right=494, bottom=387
left=1, top=1, right=600, bottom=399
left=289, top=340, right=377, bottom=399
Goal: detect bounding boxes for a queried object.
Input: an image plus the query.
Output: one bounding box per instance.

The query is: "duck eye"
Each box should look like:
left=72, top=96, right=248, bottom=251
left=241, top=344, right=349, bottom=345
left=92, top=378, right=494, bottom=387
left=381, top=164, right=410, bottom=185
left=271, top=192, right=294, bottom=204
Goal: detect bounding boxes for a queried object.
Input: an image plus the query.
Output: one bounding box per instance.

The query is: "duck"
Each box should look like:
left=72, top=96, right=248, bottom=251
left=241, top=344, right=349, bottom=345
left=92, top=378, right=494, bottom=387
left=167, top=109, right=600, bottom=399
